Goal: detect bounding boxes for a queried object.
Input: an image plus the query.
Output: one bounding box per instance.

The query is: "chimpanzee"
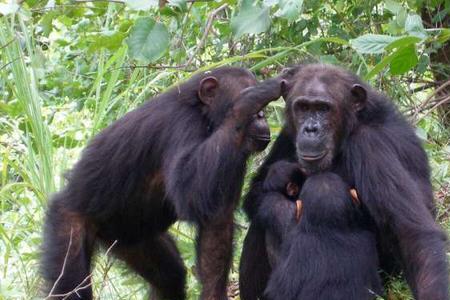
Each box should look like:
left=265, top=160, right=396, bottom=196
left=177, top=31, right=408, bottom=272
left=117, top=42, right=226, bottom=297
left=239, top=64, right=449, bottom=300
left=259, top=171, right=382, bottom=300
left=256, top=160, right=304, bottom=268
left=41, top=67, right=288, bottom=300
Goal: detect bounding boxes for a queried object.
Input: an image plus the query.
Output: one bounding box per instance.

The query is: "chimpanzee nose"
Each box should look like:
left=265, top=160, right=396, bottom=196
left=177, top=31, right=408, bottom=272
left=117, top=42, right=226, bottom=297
left=304, top=123, right=319, bottom=134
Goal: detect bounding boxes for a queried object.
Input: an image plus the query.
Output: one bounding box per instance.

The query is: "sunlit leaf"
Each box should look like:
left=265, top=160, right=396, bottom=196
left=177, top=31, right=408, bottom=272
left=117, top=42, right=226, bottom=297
left=384, top=35, right=422, bottom=51
left=124, top=0, right=158, bottom=11
left=126, top=17, right=169, bottom=63
left=405, top=14, right=427, bottom=39
left=276, top=0, right=303, bottom=22
left=389, top=45, right=418, bottom=75
left=0, top=2, right=19, bottom=15
left=350, top=34, right=398, bottom=54
left=231, top=0, right=271, bottom=38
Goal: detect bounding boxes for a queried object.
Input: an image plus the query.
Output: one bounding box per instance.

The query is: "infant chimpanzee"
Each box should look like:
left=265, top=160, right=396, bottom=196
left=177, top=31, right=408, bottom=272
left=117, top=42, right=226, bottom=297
left=256, top=161, right=382, bottom=300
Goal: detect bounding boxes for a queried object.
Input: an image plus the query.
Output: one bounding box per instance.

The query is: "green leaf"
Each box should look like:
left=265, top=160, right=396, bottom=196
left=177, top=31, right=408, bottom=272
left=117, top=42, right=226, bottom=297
left=124, top=0, right=158, bottom=11
left=231, top=0, right=271, bottom=38
left=384, top=35, right=422, bottom=51
left=437, top=28, right=450, bottom=44
left=126, top=17, right=169, bottom=63
left=389, top=45, right=418, bottom=75
left=276, top=0, right=304, bottom=22
left=350, top=34, right=398, bottom=54
left=416, top=54, right=430, bottom=74
left=364, top=52, right=396, bottom=79
left=384, top=0, right=402, bottom=14
left=405, top=14, right=427, bottom=39
left=396, top=8, right=407, bottom=28
left=88, top=31, right=127, bottom=53
left=169, top=0, right=188, bottom=11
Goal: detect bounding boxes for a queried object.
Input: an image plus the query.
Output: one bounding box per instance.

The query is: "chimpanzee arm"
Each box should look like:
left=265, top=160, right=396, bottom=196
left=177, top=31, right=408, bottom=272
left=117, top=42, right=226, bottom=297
left=239, top=133, right=297, bottom=300
left=349, top=127, right=449, bottom=300
left=255, top=192, right=298, bottom=240
left=166, top=77, right=285, bottom=223
left=243, top=130, right=298, bottom=219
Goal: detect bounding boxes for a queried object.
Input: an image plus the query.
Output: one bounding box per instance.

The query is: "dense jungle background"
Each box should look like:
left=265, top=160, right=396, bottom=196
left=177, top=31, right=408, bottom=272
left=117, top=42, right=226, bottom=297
left=0, top=0, right=449, bottom=299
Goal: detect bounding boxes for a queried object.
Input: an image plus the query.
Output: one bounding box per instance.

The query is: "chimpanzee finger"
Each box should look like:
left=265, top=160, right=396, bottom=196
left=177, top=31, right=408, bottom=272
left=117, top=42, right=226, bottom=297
left=233, top=77, right=285, bottom=120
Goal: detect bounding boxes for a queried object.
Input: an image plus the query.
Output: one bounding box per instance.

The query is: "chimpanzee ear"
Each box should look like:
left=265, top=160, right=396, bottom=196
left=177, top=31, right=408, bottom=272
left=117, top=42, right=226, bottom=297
left=198, top=76, right=219, bottom=106
left=351, top=84, right=367, bottom=112
left=281, top=80, right=290, bottom=100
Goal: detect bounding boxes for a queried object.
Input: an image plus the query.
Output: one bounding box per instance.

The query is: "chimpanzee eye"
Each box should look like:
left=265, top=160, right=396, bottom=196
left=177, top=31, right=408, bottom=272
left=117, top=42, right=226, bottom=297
left=294, top=102, right=309, bottom=112
left=318, top=103, right=330, bottom=112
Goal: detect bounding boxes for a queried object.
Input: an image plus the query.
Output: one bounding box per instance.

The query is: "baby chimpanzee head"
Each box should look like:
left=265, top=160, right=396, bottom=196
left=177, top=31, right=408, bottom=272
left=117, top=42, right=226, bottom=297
left=299, top=172, right=362, bottom=229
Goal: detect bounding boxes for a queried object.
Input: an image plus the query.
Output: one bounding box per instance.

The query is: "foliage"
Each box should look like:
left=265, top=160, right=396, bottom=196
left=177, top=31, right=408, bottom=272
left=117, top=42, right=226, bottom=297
left=0, top=0, right=449, bottom=299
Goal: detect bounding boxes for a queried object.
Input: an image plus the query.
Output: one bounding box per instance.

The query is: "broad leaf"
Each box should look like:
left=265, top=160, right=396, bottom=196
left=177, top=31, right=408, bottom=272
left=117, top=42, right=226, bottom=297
left=127, top=17, right=169, bottom=63
left=389, top=45, right=418, bottom=75
left=350, top=34, right=398, bottom=54
left=124, top=0, right=158, bottom=11
left=437, top=28, right=450, bottom=44
left=384, top=35, right=422, bottom=51
left=405, top=14, right=427, bottom=39
left=276, top=0, right=304, bottom=22
left=88, top=31, right=127, bottom=53
left=384, top=0, right=402, bottom=14
left=231, top=0, right=271, bottom=38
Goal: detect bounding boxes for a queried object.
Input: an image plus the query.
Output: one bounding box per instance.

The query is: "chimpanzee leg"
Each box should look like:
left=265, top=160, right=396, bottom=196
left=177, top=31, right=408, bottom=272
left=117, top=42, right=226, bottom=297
left=239, top=223, right=271, bottom=300
left=114, top=233, right=186, bottom=300
left=41, top=198, right=96, bottom=300
left=196, top=206, right=235, bottom=300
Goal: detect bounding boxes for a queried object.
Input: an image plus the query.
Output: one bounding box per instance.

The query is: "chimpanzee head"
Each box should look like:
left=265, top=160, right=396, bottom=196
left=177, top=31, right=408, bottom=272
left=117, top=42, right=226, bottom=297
left=196, top=67, right=271, bottom=153
left=299, top=172, right=361, bottom=228
left=282, top=64, right=368, bottom=174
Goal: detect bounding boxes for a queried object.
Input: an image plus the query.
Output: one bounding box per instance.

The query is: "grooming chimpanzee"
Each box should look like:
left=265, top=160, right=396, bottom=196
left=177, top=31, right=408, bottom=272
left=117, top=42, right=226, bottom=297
left=41, top=67, right=288, bottom=300
left=260, top=171, right=382, bottom=300
left=239, top=64, right=449, bottom=300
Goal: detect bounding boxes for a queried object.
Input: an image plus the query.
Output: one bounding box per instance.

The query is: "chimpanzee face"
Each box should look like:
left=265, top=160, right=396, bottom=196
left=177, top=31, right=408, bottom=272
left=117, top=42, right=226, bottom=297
left=198, top=70, right=271, bottom=153
left=282, top=65, right=367, bottom=174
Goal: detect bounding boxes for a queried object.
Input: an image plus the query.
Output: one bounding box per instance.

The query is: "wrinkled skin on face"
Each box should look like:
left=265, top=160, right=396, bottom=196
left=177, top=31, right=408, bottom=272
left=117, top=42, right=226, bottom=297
left=282, top=64, right=367, bottom=174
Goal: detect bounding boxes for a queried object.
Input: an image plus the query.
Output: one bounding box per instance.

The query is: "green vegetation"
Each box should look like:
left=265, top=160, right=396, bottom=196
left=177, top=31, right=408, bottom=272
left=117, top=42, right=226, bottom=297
left=0, top=1, right=449, bottom=299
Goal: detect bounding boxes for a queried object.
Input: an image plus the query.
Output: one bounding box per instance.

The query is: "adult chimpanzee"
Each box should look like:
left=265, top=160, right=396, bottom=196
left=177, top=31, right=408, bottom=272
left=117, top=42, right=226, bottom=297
left=41, top=67, right=288, bottom=300
left=239, top=64, right=449, bottom=300
left=259, top=170, right=382, bottom=300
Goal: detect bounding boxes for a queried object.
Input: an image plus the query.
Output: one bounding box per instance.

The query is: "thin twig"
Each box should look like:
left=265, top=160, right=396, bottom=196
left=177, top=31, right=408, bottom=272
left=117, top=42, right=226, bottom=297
left=186, top=4, right=228, bottom=67
left=415, top=95, right=450, bottom=123
left=412, top=80, right=450, bottom=119
left=47, top=228, right=74, bottom=298
left=0, top=38, right=15, bottom=50
left=0, top=57, right=21, bottom=72
left=47, top=240, right=118, bottom=299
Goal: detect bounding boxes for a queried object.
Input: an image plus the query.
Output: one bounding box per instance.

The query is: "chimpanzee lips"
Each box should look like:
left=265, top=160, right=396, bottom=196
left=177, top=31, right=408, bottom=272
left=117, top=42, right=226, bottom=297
left=252, top=135, right=271, bottom=142
left=299, top=151, right=328, bottom=161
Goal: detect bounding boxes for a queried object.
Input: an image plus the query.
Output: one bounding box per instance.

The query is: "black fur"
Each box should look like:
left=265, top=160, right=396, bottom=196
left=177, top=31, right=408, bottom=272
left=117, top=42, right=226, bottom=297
left=239, top=64, right=449, bottom=300
left=261, top=172, right=382, bottom=300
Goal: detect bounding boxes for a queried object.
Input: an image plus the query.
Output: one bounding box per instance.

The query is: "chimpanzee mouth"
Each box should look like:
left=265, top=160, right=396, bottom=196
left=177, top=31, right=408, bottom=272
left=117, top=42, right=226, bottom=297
left=299, top=151, right=328, bottom=162
left=252, top=135, right=271, bottom=142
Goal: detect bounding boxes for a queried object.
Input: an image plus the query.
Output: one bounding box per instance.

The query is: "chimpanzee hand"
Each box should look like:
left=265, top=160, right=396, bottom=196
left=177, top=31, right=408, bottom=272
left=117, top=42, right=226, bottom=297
left=262, top=160, right=302, bottom=194
left=231, top=71, right=293, bottom=126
